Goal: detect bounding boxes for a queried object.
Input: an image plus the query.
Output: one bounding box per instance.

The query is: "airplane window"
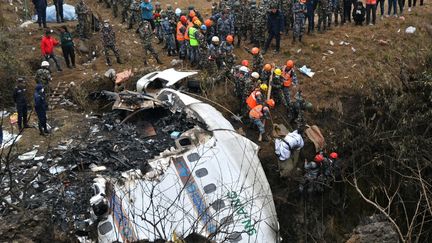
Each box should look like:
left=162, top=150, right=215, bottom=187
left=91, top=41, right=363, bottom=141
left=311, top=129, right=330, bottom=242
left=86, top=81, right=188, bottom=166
left=227, top=232, right=242, bottom=242
left=203, top=183, right=216, bottom=194
left=187, top=153, right=200, bottom=162
left=98, top=221, right=113, bottom=235
left=195, top=168, right=208, bottom=178
left=211, top=199, right=225, bottom=211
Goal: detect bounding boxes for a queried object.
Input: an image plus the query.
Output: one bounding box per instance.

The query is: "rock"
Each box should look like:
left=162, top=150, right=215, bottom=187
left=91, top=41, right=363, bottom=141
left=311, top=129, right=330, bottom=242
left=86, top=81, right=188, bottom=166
left=346, top=214, right=399, bottom=243
left=77, top=40, right=89, bottom=53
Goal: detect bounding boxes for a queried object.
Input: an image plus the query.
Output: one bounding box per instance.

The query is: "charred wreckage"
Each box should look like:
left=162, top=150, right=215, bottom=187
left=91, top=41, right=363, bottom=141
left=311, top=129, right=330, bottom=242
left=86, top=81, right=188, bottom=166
left=1, top=69, right=280, bottom=243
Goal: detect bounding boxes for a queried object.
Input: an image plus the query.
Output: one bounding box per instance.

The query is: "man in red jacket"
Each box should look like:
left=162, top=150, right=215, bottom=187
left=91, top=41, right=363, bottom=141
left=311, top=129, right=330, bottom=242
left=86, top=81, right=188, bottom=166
left=41, top=30, right=62, bottom=71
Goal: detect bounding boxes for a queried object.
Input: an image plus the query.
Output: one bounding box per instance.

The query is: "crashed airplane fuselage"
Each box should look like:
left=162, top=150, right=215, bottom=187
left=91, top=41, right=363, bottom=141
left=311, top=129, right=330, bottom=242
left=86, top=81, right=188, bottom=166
left=93, top=89, right=279, bottom=242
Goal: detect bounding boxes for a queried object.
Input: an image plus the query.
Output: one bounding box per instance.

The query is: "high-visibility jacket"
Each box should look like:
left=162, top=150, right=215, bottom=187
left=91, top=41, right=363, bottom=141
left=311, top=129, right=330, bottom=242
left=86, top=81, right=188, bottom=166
left=176, top=22, right=186, bottom=41
left=249, top=105, right=264, bottom=119
left=189, top=27, right=199, bottom=46
left=246, top=90, right=262, bottom=109
left=282, top=66, right=293, bottom=87
left=184, top=21, right=193, bottom=40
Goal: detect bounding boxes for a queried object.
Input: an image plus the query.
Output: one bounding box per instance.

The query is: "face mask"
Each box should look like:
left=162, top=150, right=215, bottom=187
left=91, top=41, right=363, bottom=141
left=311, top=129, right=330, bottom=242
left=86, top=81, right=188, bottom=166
left=104, top=23, right=109, bottom=28
left=41, top=88, right=45, bottom=93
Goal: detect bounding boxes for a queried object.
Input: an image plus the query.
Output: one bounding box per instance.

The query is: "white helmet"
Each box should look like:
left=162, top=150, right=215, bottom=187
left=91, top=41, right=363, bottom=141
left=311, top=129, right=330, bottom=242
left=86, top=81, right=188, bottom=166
left=211, top=36, right=220, bottom=43
left=41, top=61, right=50, bottom=67
left=239, top=66, right=248, bottom=73
left=175, top=8, right=181, bottom=16
left=251, top=72, right=259, bottom=79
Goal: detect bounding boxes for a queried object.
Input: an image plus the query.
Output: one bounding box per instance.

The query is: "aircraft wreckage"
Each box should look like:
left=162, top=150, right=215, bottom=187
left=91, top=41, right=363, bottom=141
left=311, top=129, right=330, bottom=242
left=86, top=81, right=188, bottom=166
left=92, top=87, right=280, bottom=242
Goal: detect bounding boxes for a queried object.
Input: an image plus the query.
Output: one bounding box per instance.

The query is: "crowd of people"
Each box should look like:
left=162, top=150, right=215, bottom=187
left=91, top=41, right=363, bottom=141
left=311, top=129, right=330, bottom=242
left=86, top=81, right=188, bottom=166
left=10, top=0, right=423, bottom=190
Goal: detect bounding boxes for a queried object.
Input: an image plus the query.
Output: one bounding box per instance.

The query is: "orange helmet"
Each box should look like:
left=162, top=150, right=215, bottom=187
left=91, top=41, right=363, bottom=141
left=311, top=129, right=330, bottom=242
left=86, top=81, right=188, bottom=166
left=226, top=35, right=234, bottom=43
left=180, top=16, right=187, bottom=24
left=266, top=99, right=275, bottom=108
left=204, top=19, right=212, bottom=27
left=263, top=63, right=272, bottom=71
left=251, top=47, right=259, bottom=55
left=192, top=16, right=198, bottom=23
left=329, top=152, right=338, bottom=159
left=189, top=10, right=196, bottom=18
left=241, top=59, right=249, bottom=67
left=286, top=60, right=294, bottom=68
left=314, top=154, right=324, bottom=163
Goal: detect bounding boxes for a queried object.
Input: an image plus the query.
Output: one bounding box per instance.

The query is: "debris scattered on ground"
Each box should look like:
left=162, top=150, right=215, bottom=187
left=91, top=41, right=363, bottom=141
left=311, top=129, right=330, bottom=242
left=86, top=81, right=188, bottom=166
left=18, top=149, right=38, bottom=160
left=299, top=65, right=315, bottom=78
left=378, top=39, right=390, bottom=45
left=351, top=47, right=357, bottom=52
left=1, top=130, right=22, bottom=149
left=405, top=26, right=416, bottom=34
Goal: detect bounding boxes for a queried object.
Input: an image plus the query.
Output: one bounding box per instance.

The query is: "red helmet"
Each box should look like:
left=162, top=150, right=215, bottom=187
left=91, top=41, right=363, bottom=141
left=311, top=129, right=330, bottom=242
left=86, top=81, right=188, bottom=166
left=286, top=60, right=294, bottom=69
left=314, top=154, right=324, bottom=163
left=226, top=35, right=234, bottom=43
left=241, top=60, right=249, bottom=67
left=251, top=47, right=259, bottom=55
left=180, top=16, right=187, bottom=24
left=204, top=19, right=212, bottom=27
left=329, top=152, right=338, bottom=159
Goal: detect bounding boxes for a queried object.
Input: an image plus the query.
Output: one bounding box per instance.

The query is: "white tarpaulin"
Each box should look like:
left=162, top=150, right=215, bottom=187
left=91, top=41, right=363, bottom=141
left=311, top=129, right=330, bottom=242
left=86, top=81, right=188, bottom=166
left=32, top=4, right=77, bottom=23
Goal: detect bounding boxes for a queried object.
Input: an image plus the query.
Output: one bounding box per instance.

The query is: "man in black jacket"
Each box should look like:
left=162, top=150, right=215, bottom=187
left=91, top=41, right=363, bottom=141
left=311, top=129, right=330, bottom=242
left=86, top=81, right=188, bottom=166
left=13, top=78, right=30, bottom=130
left=263, top=5, right=284, bottom=54
left=32, top=0, right=48, bottom=28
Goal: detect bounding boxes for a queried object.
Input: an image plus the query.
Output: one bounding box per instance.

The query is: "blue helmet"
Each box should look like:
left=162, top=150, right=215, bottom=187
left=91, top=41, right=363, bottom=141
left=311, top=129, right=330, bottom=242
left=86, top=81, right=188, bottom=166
left=200, top=25, right=207, bottom=31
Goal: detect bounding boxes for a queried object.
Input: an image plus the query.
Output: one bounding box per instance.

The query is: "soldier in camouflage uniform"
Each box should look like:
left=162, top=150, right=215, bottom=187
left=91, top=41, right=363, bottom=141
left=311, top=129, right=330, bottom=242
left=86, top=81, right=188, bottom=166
left=137, top=20, right=163, bottom=65
left=111, top=0, right=119, bottom=18
left=232, top=1, right=247, bottom=47
left=326, top=0, right=333, bottom=28
left=292, top=0, right=307, bottom=43
left=216, top=10, right=235, bottom=43
left=219, top=35, right=236, bottom=69
left=196, top=25, right=209, bottom=69
left=208, top=37, right=222, bottom=73
left=252, top=6, right=267, bottom=48
left=120, top=0, right=131, bottom=23
left=333, top=0, right=343, bottom=25
left=75, top=0, right=90, bottom=39
left=317, top=0, right=329, bottom=32
left=161, top=14, right=176, bottom=56
left=246, top=0, right=256, bottom=43
left=270, top=69, right=287, bottom=107
left=128, top=0, right=140, bottom=29
left=211, top=1, right=220, bottom=15
left=35, top=62, right=52, bottom=90
left=101, top=20, right=122, bottom=66
left=280, top=0, right=294, bottom=35
left=245, top=47, right=264, bottom=74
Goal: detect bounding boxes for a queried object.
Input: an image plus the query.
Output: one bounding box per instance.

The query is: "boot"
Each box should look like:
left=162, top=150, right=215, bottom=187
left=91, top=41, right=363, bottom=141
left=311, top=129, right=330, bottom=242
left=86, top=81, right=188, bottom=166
left=156, top=56, right=163, bottom=64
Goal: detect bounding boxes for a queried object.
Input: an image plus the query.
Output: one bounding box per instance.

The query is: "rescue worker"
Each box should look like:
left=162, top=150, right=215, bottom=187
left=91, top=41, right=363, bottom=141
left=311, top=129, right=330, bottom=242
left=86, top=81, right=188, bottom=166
left=281, top=0, right=294, bottom=35
left=249, top=99, right=275, bottom=141
left=220, top=35, right=235, bottom=69
left=307, top=0, right=317, bottom=34
left=13, top=78, right=29, bottom=130
left=140, top=0, right=155, bottom=29
left=246, top=83, right=268, bottom=110
left=300, top=154, right=324, bottom=193
left=291, top=90, right=312, bottom=128
left=111, top=0, right=119, bottom=18
left=263, top=5, right=284, bottom=54
left=281, top=60, right=298, bottom=109
left=252, top=5, right=267, bottom=48
left=41, top=30, right=62, bottom=72
left=208, top=36, right=222, bottom=75
left=261, top=63, right=272, bottom=84
left=35, top=61, right=52, bottom=92
left=204, top=19, right=216, bottom=44
left=328, top=152, right=341, bottom=177
left=101, top=20, right=122, bottom=66
left=128, top=0, right=141, bottom=29
left=245, top=47, right=264, bottom=74
left=75, top=0, right=90, bottom=39
left=188, top=19, right=201, bottom=66
left=153, top=2, right=164, bottom=43
left=120, top=0, right=131, bottom=23
left=333, top=0, right=343, bottom=25
left=216, top=9, right=235, bottom=43
left=342, top=0, right=352, bottom=24
left=188, top=5, right=204, bottom=22
left=233, top=1, right=246, bottom=47
left=34, top=83, right=49, bottom=136
left=176, top=16, right=188, bottom=59
left=33, top=0, right=48, bottom=29
left=317, top=0, right=329, bottom=32
left=275, top=129, right=305, bottom=161
left=196, top=25, right=208, bottom=68
left=235, top=65, right=250, bottom=99
left=271, top=68, right=287, bottom=107
left=293, top=0, right=307, bottom=43
left=161, top=14, right=176, bottom=56
left=137, top=20, right=163, bottom=65
left=250, top=71, right=261, bottom=88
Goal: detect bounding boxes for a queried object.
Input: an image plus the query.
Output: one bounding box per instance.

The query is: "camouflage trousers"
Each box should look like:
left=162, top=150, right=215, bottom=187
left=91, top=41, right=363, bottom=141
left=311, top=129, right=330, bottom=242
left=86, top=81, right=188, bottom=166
left=293, top=16, right=306, bottom=38
left=111, top=0, right=118, bottom=17
left=284, top=13, right=294, bottom=33
left=253, top=28, right=266, bottom=47
left=333, top=2, right=343, bottom=24
left=128, top=11, right=140, bottom=28
left=120, top=5, right=129, bottom=23
left=317, top=8, right=329, bottom=31
left=103, top=44, right=120, bottom=64
left=143, top=43, right=159, bottom=63
left=77, top=16, right=90, bottom=39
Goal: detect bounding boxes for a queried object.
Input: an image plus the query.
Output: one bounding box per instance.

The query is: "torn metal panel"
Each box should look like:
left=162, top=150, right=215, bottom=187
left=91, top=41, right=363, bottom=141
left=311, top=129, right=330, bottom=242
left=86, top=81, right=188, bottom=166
left=136, top=68, right=198, bottom=93
left=103, top=90, right=164, bottom=111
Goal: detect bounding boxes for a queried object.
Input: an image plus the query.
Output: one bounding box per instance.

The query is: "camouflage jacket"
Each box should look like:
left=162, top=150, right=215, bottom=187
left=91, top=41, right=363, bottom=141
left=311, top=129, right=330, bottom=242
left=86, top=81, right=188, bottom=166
left=75, top=1, right=89, bottom=16
left=137, top=21, right=153, bottom=44
left=101, top=25, right=116, bottom=46
left=293, top=2, right=307, bottom=18
left=35, top=68, right=52, bottom=84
